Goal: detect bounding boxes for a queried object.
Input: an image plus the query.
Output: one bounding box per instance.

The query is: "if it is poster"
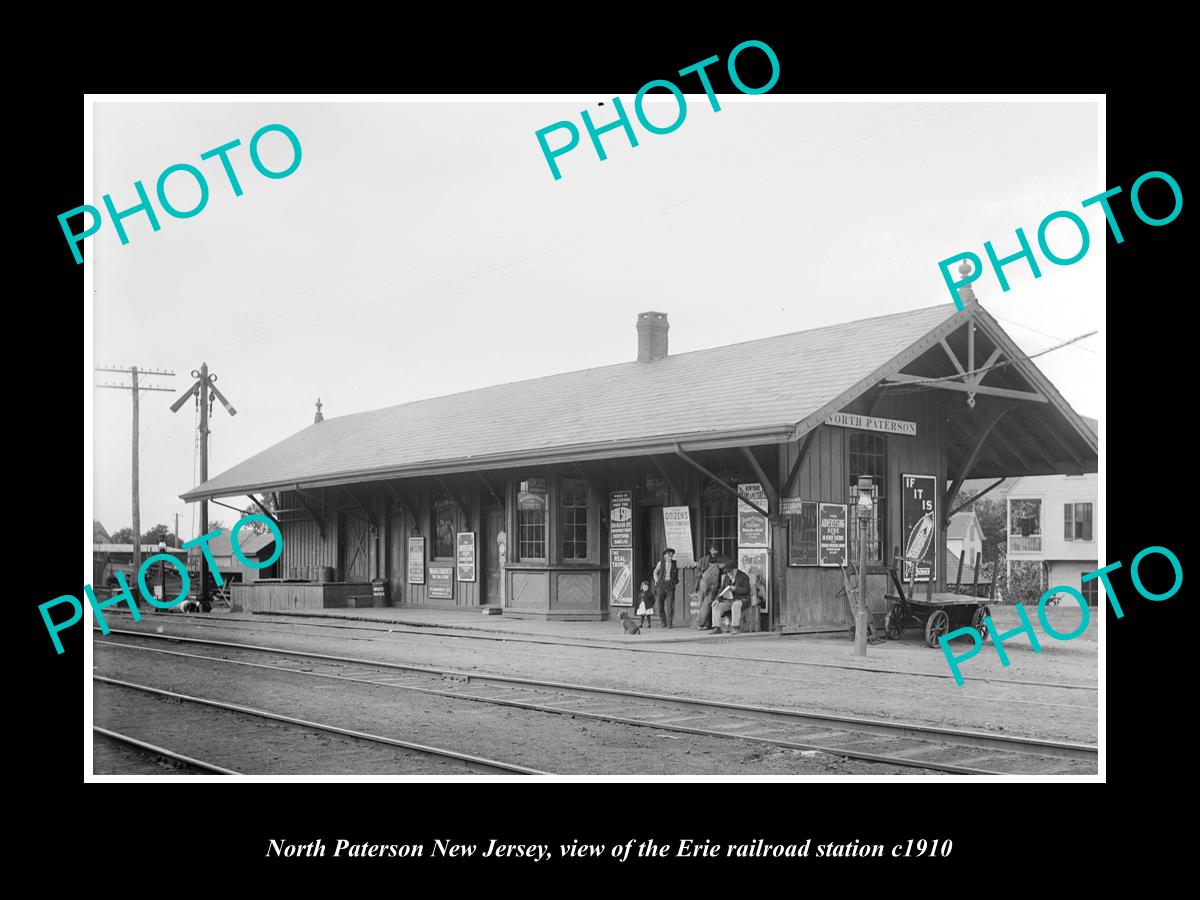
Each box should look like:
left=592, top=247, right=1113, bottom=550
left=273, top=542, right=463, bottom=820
left=901, top=474, right=937, bottom=582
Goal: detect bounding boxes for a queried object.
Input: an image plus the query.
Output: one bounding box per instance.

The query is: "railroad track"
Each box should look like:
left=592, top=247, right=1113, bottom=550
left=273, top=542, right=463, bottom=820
left=93, top=725, right=241, bottom=775
left=95, top=676, right=548, bottom=776
left=96, top=629, right=1097, bottom=775
left=101, top=610, right=1098, bottom=694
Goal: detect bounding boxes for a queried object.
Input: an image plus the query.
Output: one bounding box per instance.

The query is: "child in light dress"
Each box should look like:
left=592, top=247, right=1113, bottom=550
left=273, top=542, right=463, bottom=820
left=635, top=580, right=654, bottom=629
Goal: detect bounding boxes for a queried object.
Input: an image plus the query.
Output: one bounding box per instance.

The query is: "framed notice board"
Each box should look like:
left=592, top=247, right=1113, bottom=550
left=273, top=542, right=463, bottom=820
left=818, top=502, right=848, bottom=567
left=787, top=500, right=819, bottom=566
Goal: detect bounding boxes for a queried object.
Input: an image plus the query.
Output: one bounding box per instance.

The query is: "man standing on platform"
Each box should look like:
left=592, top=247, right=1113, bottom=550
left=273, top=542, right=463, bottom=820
left=694, top=543, right=724, bottom=630
left=653, top=548, right=679, bottom=629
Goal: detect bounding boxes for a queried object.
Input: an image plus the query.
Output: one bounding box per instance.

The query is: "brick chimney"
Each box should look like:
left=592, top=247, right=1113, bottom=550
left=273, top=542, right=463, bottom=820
left=636, top=312, right=669, bottom=362
left=314, top=398, right=324, bottom=424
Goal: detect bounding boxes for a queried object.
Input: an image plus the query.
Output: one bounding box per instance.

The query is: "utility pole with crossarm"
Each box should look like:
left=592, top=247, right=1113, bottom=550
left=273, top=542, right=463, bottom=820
left=171, top=362, right=237, bottom=610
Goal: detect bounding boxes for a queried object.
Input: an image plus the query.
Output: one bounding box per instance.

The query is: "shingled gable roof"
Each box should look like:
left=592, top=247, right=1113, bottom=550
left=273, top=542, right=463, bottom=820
left=181, top=302, right=1095, bottom=501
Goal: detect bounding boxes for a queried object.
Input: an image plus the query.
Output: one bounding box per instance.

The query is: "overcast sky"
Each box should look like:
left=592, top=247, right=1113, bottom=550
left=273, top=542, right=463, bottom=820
left=90, top=99, right=1102, bottom=542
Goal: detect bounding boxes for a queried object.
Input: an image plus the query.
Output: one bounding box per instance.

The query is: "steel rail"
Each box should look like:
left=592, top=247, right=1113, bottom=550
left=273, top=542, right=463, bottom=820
left=93, top=725, right=241, bottom=775
left=93, top=675, right=548, bottom=776
left=96, top=632, right=1096, bottom=771
left=100, top=610, right=1099, bottom=692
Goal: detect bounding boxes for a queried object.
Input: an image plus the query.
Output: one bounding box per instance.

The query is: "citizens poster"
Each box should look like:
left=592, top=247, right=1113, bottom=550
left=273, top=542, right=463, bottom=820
left=901, top=474, right=937, bottom=582
left=662, top=506, right=694, bottom=565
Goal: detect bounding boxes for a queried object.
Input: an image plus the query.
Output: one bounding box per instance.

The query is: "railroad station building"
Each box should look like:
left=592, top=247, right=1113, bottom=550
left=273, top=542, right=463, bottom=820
left=181, top=297, right=1098, bottom=632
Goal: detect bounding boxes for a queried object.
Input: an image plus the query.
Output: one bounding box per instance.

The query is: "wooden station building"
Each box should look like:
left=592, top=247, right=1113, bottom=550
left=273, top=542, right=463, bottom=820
left=182, top=298, right=1097, bottom=631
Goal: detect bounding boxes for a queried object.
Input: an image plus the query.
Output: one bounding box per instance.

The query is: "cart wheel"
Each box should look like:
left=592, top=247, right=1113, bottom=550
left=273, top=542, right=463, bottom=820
left=972, top=605, right=991, bottom=643
left=925, top=609, right=950, bottom=648
left=885, top=603, right=903, bottom=640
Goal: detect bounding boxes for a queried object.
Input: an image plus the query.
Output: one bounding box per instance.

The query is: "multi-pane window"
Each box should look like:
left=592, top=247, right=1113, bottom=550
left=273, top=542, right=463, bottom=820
left=1064, top=502, right=1093, bottom=541
left=560, top=478, right=590, bottom=560
left=432, top=492, right=456, bottom=558
left=848, top=432, right=886, bottom=563
left=517, top=476, right=547, bottom=560
left=703, top=485, right=739, bottom=562
left=1081, top=572, right=1098, bottom=606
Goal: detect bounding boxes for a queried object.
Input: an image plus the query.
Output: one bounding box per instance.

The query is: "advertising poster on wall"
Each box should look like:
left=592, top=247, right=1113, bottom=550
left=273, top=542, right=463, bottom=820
left=737, top=483, right=769, bottom=547
left=662, top=506, right=694, bottom=565
left=610, top=490, right=633, bottom=548
left=901, top=474, right=938, bottom=582
left=738, top=547, right=770, bottom=614
left=456, top=532, right=476, bottom=582
left=819, top=502, right=848, bottom=566
left=407, top=537, right=425, bottom=584
left=428, top=565, right=454, bottom=599
left=609, top=548, right=634, bottom=606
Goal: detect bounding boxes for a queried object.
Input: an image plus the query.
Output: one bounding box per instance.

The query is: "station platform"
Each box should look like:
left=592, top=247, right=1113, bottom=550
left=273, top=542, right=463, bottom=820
left=244, top=606, right=775, bottom=645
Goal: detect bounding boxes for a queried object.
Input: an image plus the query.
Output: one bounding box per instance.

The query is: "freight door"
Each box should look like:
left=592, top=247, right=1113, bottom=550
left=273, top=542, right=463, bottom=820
left=340, top=512, right=372, bottom=582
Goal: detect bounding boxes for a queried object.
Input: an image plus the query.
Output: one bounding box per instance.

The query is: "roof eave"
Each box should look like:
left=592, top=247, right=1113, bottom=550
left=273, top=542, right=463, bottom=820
left=179, top=422, right=797, bottom=502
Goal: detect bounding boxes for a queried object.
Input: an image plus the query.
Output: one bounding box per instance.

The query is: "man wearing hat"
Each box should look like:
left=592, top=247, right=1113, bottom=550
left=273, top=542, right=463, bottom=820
left=710, top=559, right=751, bottom=634
left=652, top=548, right=679, bottom=629
left=694, top=543, right=724, bottom=630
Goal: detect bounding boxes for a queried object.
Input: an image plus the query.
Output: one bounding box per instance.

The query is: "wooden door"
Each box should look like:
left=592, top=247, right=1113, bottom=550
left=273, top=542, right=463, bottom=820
left=340, top=512, right=372, bottom=582
left=481, top=505, right=504, bottom=605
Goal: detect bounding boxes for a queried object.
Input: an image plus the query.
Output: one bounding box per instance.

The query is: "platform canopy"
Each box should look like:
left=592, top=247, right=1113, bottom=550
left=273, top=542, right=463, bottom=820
left=182, top=303, right=1096, bottom=502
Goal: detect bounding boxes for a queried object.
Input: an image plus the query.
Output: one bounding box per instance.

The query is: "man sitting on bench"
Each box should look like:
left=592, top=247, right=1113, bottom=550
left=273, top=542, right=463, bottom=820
left=709, top=560, right=751, bottom=634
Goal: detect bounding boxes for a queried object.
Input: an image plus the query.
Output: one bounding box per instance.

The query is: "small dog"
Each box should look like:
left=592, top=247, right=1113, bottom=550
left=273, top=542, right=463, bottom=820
left=619, top=611, right=641, bottom=635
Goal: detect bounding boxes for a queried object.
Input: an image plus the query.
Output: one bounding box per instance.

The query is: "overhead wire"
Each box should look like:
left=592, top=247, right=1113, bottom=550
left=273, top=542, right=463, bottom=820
left=882, top=330, right=1097, bottom=395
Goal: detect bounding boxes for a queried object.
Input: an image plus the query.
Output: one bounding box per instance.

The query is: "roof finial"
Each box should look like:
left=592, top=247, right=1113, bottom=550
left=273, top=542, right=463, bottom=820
left=314, top=397, right=324, bottom=424
left=957, top=259, right=978, bottom=307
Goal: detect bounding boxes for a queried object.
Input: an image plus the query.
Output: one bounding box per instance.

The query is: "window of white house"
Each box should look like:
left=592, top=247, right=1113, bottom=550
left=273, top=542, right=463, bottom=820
left=1064, top=502, right=1093, bottom=541
left=1081, top=572, right=1098, bottom=605
left=1009, top=499, right=1042, bottom=552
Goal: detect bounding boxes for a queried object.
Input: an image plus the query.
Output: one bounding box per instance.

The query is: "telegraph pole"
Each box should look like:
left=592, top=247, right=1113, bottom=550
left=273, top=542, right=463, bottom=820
left=96, top=365, right=175, bottom=579
left=171, top=363, right=237, bottom=611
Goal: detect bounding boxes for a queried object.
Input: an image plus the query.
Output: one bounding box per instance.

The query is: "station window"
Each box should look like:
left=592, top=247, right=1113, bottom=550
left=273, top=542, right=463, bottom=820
left=848, top=431, right=886, bottom=563
left=703, top=483, right=739, bottom=562
left=560, top=477, right=590, bottom=560
left=1064, top=502, right=1093, bottom=541
left=432, top=491, right=456, bottom=559
left=517, top=476, right=547, bottom=561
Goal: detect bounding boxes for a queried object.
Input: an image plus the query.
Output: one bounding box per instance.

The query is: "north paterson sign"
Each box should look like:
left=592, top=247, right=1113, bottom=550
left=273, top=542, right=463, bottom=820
left=824, top=412, right=917, bottom=436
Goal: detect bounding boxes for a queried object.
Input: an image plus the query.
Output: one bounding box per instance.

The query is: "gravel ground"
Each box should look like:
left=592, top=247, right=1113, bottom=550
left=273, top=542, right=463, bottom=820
left=96, top=607, right=1098, bottom=745
left=94, top=643, right=936, bottom=776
